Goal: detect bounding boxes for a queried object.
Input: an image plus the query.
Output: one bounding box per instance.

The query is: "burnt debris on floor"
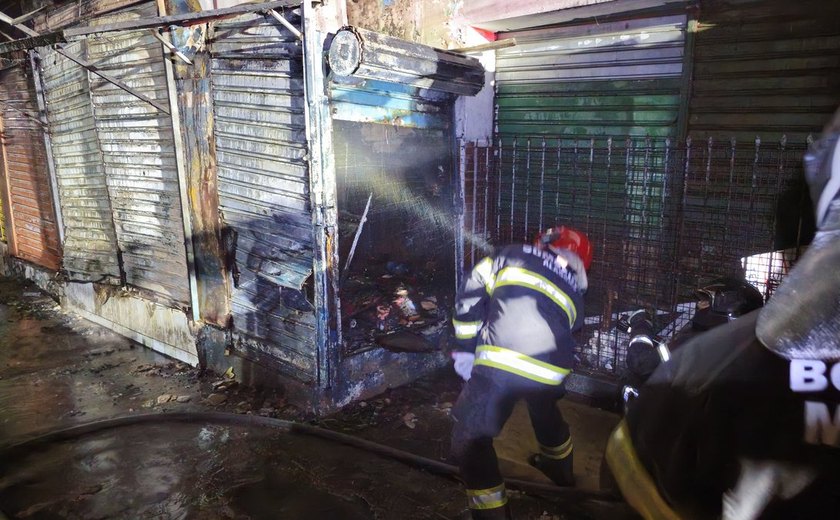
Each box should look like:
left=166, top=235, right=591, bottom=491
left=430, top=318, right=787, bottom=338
left=336, top=122, right=457, bottom=360
left=340, top=262, right=452, bottom=356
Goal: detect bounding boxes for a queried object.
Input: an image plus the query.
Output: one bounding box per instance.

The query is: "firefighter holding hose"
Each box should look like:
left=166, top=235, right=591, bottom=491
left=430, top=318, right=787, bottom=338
left=449, top=225, right=592, bottom=520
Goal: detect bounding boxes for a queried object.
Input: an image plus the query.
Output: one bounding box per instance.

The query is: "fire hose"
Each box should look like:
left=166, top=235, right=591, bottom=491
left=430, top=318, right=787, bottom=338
left=0, top=411, right=620, bottom=505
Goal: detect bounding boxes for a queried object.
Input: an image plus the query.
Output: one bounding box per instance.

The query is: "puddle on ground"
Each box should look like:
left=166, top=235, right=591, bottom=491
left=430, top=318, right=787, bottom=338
left=0, top=423, right=375, bottom=519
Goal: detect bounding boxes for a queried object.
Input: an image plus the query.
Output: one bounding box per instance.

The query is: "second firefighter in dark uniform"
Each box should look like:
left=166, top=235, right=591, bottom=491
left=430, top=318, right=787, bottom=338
left=605, top=109, right=840, bottom=519
left=449, top=226, right=593, bottom=519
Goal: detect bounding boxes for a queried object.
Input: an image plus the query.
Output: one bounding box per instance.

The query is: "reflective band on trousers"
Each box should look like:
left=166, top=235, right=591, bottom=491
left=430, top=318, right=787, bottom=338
left=453, top=319, right=482, bottom=339
left=466, top=483, right=508, bottom=510
left=540, top=437, right=573, bottom=460
left=492, top=266, right=576, bottom=326
left=475, top=345, right=570, bottom=385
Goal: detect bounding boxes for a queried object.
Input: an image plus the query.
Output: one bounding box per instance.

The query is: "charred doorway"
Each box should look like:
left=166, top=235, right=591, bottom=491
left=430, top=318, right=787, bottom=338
left=333, top=103, right=456, bottom=357
left=326, top=26, right=484, bottom=364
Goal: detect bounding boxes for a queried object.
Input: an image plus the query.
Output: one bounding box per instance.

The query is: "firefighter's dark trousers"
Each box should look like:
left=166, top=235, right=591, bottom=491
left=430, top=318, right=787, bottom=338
left=450, top=365, right=571, bottom=519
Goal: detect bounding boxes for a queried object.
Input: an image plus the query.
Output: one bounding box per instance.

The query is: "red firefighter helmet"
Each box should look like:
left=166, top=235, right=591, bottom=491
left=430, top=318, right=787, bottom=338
left=536, top=225, right=593, bottom=270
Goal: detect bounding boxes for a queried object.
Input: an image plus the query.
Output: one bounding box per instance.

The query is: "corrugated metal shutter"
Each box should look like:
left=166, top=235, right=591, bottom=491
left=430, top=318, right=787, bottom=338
left=688, top=0, right=840, bottom=144
left=495, top=15, right=687, bottom=139
left=0, top=63, right=62, bottom=270
left=209, top=13, right=316, bottom=381
left=40, top=42, right=121, bottom=282
left=86, top=5, right=190, bottom=303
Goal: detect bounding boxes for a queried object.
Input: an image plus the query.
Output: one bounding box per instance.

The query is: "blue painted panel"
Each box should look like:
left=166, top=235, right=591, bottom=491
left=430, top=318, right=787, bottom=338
left=329, top=77, right=451, bottom=129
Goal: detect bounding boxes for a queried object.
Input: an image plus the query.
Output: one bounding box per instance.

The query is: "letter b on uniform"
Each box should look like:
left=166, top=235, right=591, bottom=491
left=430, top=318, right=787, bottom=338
left=790, top=360, right=829, bottom=392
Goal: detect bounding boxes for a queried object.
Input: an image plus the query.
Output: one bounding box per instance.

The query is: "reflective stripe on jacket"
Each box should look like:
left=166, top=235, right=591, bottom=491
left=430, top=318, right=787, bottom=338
left=452, top=244, right=584, bottom=365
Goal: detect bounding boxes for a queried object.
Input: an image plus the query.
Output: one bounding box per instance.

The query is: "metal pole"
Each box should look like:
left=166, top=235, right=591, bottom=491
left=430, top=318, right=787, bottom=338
left=157, top=0, right=200, bottom=323
left=266, top=9, right=303, bottom=40
left=149, top=29, right=192, bottom=65
left=495, top=136, right=503, bottom=238
left=509, top=138, right=517, bottom=243
left=523, top=137, right=531, bottom=239
left=587, top=138, right=594, bottom=232
left=482, top=144, right=490, bottom=248
left=29, top=50, right=64, bottom=246
left=341, top=192, right=372, bottom=280
left=725, top=137, right=736, bottom=249
left=603, top=137, right=612, bottom=272
left=555, top=139, right=562, bottom=219
left=538, top=137, right=546, bottom=232
left=768, top=136, right=787, bottom=295
left=470, top=143, right=478, bottom=263
left=302, top=0, right=341, bottom=391
left=456, top=139, right=467, bottom=289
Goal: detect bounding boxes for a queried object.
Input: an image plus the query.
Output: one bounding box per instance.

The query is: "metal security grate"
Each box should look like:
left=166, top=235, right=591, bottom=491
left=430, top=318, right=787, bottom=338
left=461, top=135, right=813, bottom=378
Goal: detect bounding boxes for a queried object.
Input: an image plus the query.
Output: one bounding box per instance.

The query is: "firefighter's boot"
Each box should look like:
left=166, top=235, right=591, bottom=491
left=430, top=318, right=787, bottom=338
left=529, top=439, right=575, bottom=487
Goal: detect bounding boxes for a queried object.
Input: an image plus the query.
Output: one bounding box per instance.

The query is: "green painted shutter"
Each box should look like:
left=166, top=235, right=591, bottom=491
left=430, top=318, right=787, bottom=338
left=689, top=0, right=840, bottom=144
left=495, top=14, right=687, bottom=140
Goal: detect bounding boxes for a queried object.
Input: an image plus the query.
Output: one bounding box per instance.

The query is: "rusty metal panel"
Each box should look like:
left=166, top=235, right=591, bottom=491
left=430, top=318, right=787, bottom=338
left=209, top=13, right=317, bottom=380
left=688, top=0, right=840, bottom=144
left=86, top=4, right=190, bottom=303
left=0, top=63, right=62, bottom=270
left=40, top=42, right=121, bottom=282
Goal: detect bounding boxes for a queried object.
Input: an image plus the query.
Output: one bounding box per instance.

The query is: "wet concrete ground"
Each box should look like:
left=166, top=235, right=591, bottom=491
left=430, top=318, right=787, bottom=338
left=0, top=276, right=632, bottom=519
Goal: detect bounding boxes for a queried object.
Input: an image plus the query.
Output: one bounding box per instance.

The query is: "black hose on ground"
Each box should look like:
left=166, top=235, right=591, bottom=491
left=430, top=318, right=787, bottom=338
left=0, top=411, right=620, bottom=503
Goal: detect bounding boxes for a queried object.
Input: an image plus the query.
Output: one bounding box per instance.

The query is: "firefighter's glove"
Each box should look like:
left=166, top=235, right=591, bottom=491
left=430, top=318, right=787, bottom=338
left=451, top=351, right=475, bottom=381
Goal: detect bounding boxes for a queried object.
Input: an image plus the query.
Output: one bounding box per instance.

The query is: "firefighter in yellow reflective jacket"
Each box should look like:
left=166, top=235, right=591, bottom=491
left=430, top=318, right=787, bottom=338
left=450, top=225, right=593, bottom=520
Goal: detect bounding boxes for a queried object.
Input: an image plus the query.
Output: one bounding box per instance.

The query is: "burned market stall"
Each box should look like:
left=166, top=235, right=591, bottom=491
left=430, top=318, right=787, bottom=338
left=0, top=1, right=484, bottom=413
left=326, top=27, right=484, bottom=398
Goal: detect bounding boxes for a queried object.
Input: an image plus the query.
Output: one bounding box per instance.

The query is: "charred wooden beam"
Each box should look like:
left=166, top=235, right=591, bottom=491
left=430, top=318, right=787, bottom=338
left=0, top=32, right=64, bottom=54
left=327, top=26, right=485, bottom=97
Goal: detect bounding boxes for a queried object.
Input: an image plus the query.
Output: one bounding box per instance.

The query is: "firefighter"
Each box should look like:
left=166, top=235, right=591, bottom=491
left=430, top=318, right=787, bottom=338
left=605, top=111, right=840, bottom=519
left=449, top=225, right=592, bottom=520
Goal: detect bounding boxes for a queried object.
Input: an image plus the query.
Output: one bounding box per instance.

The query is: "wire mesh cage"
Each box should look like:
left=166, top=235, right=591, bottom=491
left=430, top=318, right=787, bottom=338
left=461, top=135, right=813, bottom=379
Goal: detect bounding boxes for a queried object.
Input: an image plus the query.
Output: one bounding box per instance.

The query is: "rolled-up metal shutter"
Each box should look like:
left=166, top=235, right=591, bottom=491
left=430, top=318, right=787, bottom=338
left=495, top=15, right=687, bottom=139
left=86, top=4, right=190, bottom=303
left=0, top=63, right=62, bottom=270
left=209, top=12, right=316, bottom=381
left=40, top=42, right=121, bottom=282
